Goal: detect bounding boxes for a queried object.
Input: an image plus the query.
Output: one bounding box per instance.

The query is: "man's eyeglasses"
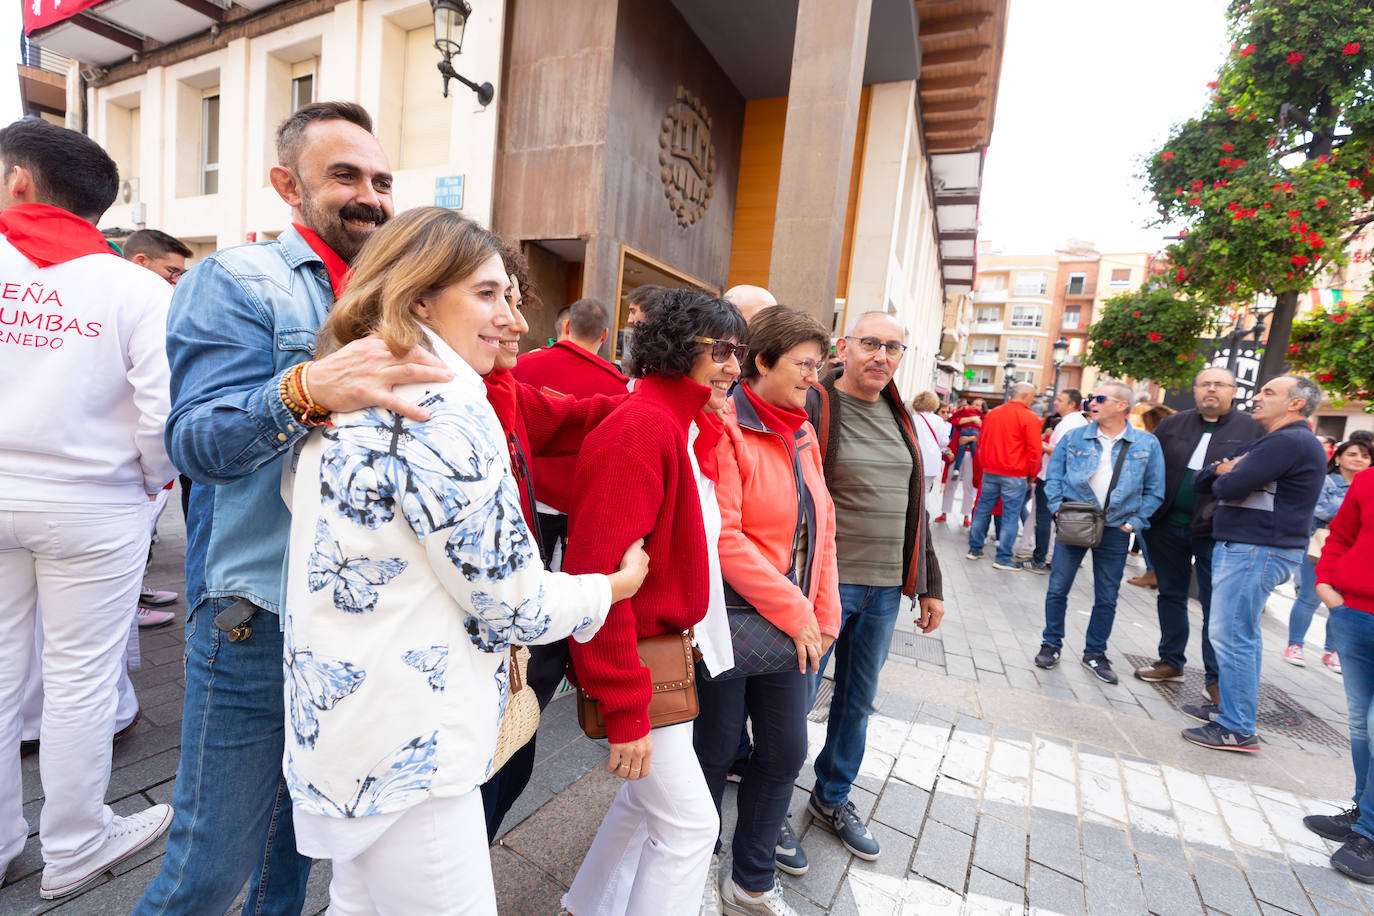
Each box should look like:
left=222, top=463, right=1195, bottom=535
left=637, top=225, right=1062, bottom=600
left=694, top=336, right=749, bottom=364
left=1195, top=381, right=1237, bottom=390
left=846, top=336, right=908, bottom=357
left=779, top=355, right=822, bottom=376
left=1090, top=394, right=1124, bottom=404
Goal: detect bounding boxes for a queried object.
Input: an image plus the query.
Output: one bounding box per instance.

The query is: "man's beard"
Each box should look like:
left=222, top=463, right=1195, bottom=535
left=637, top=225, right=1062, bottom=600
left=300, top=186, right=387, bottom=263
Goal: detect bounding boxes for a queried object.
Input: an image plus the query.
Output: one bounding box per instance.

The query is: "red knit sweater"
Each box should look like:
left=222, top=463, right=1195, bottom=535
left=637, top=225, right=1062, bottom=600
left=1316, top=468, right=1374, bottom=615
left=563, top=373, right=718, bottom=743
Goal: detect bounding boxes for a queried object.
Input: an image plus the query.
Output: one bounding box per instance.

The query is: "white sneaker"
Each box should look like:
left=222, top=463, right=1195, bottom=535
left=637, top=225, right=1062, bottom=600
left=721, top=877, right=797, bottom=916
left=701, top=854, right=722, bottom=915
left=40, top=804, right=173, bottom=899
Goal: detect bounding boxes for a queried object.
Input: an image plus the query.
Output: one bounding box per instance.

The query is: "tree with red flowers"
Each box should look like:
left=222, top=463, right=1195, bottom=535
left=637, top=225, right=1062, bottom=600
left=1144, top=0, right=1372, bottom=389
left=1288, top=291, right=1374, bottom=410
left=1085, top=285, right=1214, bottom=389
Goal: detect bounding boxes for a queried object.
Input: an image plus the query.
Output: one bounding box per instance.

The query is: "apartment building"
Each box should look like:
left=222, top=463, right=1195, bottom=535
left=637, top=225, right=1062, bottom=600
left=967, top=243, right=1151, bottom=401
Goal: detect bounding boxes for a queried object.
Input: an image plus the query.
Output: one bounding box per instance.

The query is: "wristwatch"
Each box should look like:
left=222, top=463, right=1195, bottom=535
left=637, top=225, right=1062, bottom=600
left=1122, top=523, right=1134, bottom=533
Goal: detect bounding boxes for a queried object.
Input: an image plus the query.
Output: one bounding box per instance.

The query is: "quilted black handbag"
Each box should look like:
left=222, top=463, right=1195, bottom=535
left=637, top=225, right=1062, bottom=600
left=703, top=581, right=802, bottom=681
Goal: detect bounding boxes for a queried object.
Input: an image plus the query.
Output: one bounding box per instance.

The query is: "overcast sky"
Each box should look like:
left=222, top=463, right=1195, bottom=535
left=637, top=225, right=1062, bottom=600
left=978, top=0, right=1233, bottom=256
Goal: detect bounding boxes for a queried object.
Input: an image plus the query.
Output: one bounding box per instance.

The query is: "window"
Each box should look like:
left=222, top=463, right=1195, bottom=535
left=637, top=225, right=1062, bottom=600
left=1012, top=369, right=1037, bottom=384
left=1006, top=337, right=1039, bottom=360
left=979, top=274, right=1005, bottom=292
left=1066, top=273, right=1087, bottom=295
left=970, top=337, right=998, bottom=355
left=975, top=306, right=1001, bottom=324
left=1063, top=308, right=1081, bottom=329
left=970, top=368, right=993, bottom=386
left=1011, top=305, right=1043, bottom=328
left=1013, top=272, right=1048, bottom=296
left=290, top=60, right=315, bottom=112
left=200, top=91, right=220, bottom=195
left=1109, top=268, right=1132, bottom=287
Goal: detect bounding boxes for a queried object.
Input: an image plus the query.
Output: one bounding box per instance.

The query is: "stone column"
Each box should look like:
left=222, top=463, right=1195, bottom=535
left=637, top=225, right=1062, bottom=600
left=767, top=0, right=873, bottom=324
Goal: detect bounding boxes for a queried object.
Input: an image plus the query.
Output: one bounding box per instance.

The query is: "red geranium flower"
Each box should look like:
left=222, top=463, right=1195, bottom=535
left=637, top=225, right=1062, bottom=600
left=1287, top=209, right=1301, bottom=218
left=1291, top=255, right=1310, bottom=266
left=1332, top=315, right=1346, bottom=323
left=1207, top=81, right=1218, bottom=88
left=1227, top=283, right=1237, bottom=291
left=1176, top=267, right=1187, bottom=280
left=1286, top=52, right=1303, bottom=64
left=1221, top=142, right=1234, bottom=152
left=1100, top=340, right=1110, bottom=347
left=1161, top=151, right=1175, bottom=160
left=1316, top=198, right=1328, bottom=207
left=1133, top=311, right=1141, bottom=317
left=1239, top=44, right=1257, bottom=57
left=1147, top=332, right=1163, bottom=342
left=1350, top=178, right=1364, bottom=189
left=1345, top=43, right=1361, bottom=55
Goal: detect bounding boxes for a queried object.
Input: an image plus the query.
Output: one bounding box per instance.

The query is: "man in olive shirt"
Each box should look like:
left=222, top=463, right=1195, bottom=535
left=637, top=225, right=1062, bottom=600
left=1133, top=367, right=1263, bottom=702
left=805, top=310, right=944, bottom=862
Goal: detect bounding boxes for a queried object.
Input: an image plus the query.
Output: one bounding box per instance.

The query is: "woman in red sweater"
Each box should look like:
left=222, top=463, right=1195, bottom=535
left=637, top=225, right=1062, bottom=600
left=562, top=289, right=746, bottom=916
left=1310, top=467, right=1374, bottom=882
left=695, top=306, right=841, bottom=914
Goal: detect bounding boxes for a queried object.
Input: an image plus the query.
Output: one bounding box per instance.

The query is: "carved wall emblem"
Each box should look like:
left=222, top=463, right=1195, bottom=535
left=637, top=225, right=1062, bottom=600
left=659, top=86, right=716, bottom=228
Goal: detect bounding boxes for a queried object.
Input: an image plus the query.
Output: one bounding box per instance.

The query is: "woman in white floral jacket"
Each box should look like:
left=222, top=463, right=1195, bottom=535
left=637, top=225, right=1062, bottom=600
left=283, top=208, right=648, bottom=914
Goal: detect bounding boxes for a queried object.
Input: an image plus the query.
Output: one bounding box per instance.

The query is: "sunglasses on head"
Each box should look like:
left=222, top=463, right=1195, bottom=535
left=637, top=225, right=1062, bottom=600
left=694, top=336, right=749, bottom=364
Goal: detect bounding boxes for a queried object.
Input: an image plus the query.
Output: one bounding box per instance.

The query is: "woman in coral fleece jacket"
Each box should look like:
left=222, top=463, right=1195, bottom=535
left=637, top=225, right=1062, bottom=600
left=562, top=290, right=748, bottom=916
left=695, top=306, right=841, bottom=914
left=1312, top=468, right=1374, bottom=881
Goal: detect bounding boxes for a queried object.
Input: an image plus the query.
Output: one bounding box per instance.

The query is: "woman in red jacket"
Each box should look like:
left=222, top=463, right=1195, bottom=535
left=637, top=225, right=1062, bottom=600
left=1309, top=467, right=1374, bottom=882
left=695, top=306, right=841, bottom=915
left=562, top=289, right=747, bottom=915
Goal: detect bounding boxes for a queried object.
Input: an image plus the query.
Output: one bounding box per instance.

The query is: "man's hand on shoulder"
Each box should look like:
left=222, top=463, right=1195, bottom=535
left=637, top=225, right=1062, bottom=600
left=308, top=336, right=454, bottom=422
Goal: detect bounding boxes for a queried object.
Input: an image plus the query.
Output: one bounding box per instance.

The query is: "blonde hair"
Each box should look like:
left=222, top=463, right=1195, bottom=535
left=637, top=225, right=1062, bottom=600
left=910, top=390, right=940, bottom=413
left=318, top=207, right=503, bottom=356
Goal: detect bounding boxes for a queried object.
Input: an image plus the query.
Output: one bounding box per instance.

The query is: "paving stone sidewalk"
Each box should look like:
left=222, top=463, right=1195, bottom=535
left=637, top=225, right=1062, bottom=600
left=4, top=492, right=1365, bottom=915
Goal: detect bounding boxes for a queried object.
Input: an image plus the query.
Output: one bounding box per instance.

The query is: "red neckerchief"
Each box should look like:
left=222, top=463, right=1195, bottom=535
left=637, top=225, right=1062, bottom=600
left=742, top=382, right=806, bottom=458
left=482, top=369, right=518, bottom=433
left=694, top=408, right=725, bottom=483
left=0, top=203, right=112, bottom=267
left=292, top=223, right=350, bottom=297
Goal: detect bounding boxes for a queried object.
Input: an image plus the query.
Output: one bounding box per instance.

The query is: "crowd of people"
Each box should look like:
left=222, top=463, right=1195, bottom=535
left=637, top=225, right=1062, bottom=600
left=1, top=98, right=1372, bottom=915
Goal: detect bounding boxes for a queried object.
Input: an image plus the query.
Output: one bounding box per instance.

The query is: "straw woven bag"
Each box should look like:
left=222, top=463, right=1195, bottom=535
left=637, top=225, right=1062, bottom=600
left=492, top=646, right=539, bottom=773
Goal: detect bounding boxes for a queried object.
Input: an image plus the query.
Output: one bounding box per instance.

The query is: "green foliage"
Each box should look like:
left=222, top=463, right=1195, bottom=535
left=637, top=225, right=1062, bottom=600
left=1288, top=291, right=1374, bottom=411
left=1084, top=286, right=1214, bottom=389
left=1143, top=0, right=1373, bottom=305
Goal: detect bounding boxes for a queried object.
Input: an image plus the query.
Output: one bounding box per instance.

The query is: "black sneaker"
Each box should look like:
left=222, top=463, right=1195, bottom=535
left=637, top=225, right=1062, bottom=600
left=774, top=817, right=808, bottom=876
left=1034, top=644, right=1061, bottom=669
left=1180, top=703, right=1221, bottom=723
left=1082, top=654, right=1118, bottom=685
left=1306, top=805, right=1361, bottom=842
left=966, top=550, right=983, bottom=560
left=807, top=793, right=880, bottom=861
left=1181, top=721, right=1259, bottom=752
left=1024, top=560, right=1050, bottom=575
left=1332, top=834, right=1374, bottom=883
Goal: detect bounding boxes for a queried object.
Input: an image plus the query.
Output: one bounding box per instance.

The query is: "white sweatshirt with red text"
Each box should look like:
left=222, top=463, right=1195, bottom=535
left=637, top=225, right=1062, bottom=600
left=0, top=236, right=176, bottom=506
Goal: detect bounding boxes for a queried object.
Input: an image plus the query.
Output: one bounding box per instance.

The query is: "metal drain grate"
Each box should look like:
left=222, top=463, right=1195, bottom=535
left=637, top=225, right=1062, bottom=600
left=1124, top=653, right=1347, bottom=748
left=890, top=630, right=947, bottom=666
left=808, top=678, right=834, bottom=722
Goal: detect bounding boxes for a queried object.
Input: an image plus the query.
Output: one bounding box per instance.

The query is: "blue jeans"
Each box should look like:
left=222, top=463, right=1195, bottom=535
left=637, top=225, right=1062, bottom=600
left=1287, top=558, right=1335, bottom=652
left=1143, top=524, right=1217, bottom=683
left=1041, top=526, right=1130, bottom=657
left=1331, top=606, right=1374, bottom=839
left=1208, top=542, right=1303, bottom=736
left=968, top=473, right=1029, bottom=564
left=694, top=664, right=809, bottom=892
left=133, top=598, right=311, bottom=916
left=810, top=584, right=902, bottom=808
left=1032, top=480, right=1052, bottom=564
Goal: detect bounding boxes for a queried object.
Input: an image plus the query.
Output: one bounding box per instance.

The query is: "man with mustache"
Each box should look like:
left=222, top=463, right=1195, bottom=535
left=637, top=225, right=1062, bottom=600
left=133, top=102, right=451, bottom=916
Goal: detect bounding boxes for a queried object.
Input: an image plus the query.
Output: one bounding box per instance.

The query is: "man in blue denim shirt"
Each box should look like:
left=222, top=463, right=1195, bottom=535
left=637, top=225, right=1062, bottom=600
left=133, top=102, right=450, bottom=916
left=1180, top=375, right=1326, bottom=753
left=1035, top=381, right=1165, bottom=685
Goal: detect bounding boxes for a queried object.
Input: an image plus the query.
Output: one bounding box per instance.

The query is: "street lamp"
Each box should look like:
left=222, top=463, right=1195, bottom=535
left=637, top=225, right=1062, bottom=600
left=1003, top=359, right=1016, bottom=400
left=431, top=0, right=494, bottom=105
left=1051, top=336, right=1069, bottom=397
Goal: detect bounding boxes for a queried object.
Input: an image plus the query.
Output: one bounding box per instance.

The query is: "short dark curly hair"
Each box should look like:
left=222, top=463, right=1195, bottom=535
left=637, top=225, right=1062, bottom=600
left=741, top=305, right=830, bottom=381
left=630, top=288, right=746, bottom=379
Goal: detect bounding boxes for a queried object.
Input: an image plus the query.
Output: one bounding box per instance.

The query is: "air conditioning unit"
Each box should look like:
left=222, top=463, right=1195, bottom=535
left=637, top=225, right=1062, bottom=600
left=120, top=178, right=140, bottom=204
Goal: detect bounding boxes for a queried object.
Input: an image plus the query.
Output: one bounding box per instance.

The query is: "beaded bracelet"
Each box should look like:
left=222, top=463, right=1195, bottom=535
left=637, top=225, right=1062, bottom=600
left=279, top=363, right=330, bottom=427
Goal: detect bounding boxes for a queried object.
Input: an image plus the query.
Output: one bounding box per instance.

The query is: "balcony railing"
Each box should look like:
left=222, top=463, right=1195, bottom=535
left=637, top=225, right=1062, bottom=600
left=20, top=40, right=71, bottom=76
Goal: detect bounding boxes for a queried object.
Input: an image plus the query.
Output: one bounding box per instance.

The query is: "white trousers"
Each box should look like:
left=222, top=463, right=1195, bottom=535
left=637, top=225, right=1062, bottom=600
left=941, top=452, right=976, bottom=516
left=0, top=502, right=149, bottom=872
left=563, top=721, right=718, bottom=916
left=325, top=789, right=496, bottom=916
left=20, top=615, right=139, bottom=741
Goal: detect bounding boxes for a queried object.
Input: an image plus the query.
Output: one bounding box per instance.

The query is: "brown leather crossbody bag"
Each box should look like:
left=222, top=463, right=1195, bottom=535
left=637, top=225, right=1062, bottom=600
left=576, top=630, right=698, bottom=739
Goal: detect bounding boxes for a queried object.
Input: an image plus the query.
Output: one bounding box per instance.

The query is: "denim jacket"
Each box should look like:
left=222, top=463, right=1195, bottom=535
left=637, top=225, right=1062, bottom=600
left=1045, top=421, right=1166, bottom=534
left=1311, top=472, right=1350, bottom=533
left=165, top=227, right=334, bottom=615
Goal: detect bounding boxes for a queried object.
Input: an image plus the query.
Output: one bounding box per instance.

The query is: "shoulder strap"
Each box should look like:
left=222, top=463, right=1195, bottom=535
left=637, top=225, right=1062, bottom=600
left=1102, top=435, right=1130, bottom=515
left=916, top=412, right=938, bottom=441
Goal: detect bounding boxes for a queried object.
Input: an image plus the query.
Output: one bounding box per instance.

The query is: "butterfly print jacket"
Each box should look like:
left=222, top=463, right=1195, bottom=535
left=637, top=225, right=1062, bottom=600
left=281, top=329, right=611, bottom=824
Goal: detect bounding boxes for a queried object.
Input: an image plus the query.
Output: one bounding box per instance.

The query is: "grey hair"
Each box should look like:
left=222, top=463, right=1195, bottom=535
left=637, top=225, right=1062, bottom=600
left=1289, top=376, right=1322, bottom=418
left=1195, top=366, right=1236, bottom=385
left=1098, top=380, right=1135, bottom=404
left=1010, top=381, right=1036, bottom=399
left=845, top=309, right=906, bottom=340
